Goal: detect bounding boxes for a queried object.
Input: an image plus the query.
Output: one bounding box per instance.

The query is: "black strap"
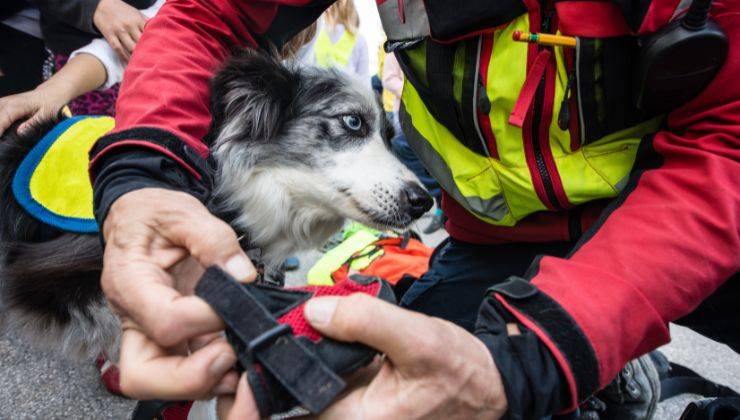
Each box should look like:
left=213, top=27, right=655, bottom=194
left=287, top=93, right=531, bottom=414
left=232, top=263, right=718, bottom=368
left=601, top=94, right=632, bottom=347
left=195, top=267, right=346, bottom=414
left=660, top=362, right=740, bottom=401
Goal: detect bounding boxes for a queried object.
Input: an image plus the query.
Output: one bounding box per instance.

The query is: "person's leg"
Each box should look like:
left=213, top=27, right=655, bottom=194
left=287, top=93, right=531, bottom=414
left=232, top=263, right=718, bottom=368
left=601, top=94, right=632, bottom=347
left=400, top=238, right=574, bottom=332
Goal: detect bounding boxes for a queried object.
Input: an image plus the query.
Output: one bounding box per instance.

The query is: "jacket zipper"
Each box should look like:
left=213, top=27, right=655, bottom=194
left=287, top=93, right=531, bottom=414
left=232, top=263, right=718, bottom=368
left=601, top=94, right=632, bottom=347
left=558, top=71, right=576, bottom=131
left=472, top=36, right=492, bottom=157
left=530, top=5, right=563, bottom=210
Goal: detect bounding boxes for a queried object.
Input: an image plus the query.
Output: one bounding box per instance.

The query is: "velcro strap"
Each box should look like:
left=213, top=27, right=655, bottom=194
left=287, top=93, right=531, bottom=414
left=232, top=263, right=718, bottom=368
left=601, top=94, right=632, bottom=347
left=195, top=267, right=346, bottom=414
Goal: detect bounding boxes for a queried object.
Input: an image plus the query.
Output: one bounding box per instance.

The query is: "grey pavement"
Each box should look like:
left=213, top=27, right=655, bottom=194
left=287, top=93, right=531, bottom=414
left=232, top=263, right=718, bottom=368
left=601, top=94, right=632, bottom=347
left=1, top=212, right=737, bottom=419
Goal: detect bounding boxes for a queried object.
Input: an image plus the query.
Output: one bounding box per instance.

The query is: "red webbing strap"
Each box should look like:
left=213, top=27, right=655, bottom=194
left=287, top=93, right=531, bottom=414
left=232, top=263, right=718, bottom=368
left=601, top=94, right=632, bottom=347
left=509, top=49, right=552, bottom=127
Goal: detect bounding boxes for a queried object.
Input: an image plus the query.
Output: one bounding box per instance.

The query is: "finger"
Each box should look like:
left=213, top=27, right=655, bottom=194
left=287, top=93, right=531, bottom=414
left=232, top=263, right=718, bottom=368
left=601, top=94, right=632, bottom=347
left=109, top=36, right=129, bottom=62
left=118, top=327, right=236, bottom=400
left=112, top=267, right=226, bottom=346
left=0, top=99, right=32, bottom=136
left=158, top=207, right=257, bottom=282
left=18, top=108, right=57, bottom=137
left=212, top=371, right=240, bottom=396
left=223, top=374, right=260, bottom=420
left=304, top=294, right=434, bottom=367
left=119, top=31, right=137, bottom=57
left=134, top=13, right=147, bottom=36
left=131, top=25, right=143, bottom=44
left=189, top=332, right=225, bottom=353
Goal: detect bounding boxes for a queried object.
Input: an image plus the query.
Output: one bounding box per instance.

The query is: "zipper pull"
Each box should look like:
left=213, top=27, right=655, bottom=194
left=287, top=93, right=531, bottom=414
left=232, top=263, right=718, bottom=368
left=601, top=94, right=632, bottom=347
left=478, top=76, right=491, bottom=115
left=558, top=70, right=576, bottom=130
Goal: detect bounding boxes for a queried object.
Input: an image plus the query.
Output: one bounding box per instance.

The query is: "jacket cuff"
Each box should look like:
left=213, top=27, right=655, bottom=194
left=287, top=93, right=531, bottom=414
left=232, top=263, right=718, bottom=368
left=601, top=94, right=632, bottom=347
left=91, top=147, right=212, bottom=228
left=89, top=127, right=212, bottom=182
left=487, top=277, right=600, bottom=412
left=475, top=295, right=571, bottom=419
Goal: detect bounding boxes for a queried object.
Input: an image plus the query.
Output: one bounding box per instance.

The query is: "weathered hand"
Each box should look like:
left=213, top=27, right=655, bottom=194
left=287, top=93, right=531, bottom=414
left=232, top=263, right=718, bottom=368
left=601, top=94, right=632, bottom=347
left=0, top=89, right=65, bottom=137
left=93, top=0, right=148, bottom=62
left=218, top=293, right=508, bottom=419
left=102, top=188, right=257, bottom=399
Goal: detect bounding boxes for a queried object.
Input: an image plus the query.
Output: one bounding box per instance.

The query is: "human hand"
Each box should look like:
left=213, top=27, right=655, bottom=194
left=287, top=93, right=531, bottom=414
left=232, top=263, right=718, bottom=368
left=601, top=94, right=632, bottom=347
left=93, top=0, right=148, bottom=62
left=0, top=88, right=66, bottom=137
left=218, top=294, right=508, bottom=419
left=102, top=188, right=257, bottom=399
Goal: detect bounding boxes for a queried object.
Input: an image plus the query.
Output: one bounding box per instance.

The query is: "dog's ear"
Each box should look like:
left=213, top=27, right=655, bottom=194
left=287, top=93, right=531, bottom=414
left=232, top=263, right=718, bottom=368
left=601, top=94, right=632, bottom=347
left=210, top=49, right=296, bottom=143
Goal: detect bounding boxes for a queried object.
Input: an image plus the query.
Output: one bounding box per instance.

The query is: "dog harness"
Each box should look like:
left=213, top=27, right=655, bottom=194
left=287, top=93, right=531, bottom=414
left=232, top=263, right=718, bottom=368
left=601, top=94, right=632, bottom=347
left=12, top=116, right=114, bottom=233
left=195, top=266, right=395, bottom=417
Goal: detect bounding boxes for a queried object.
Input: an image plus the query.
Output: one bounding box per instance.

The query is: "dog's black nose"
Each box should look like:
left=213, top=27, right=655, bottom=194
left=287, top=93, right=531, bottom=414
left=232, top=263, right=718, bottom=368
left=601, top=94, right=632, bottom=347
left=401, top=183, right=433, bottom=219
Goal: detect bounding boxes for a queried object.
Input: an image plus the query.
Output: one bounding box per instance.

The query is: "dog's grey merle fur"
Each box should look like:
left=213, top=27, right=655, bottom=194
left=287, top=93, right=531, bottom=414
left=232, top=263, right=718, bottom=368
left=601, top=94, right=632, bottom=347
left=0, top=49, right=430, bottom=359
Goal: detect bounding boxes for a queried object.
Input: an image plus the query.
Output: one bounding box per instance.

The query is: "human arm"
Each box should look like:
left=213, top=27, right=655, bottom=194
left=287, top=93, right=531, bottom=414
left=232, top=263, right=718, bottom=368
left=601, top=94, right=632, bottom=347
left=89, top=0, right=334, bottom=401
left=0, top=52, right=106, bottom=136
left=481, top=3, right=740, bottom=412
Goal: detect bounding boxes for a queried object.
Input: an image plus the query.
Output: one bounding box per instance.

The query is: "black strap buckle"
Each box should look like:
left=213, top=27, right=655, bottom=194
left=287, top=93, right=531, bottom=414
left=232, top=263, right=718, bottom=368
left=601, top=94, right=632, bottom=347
left=247, top=323, right=292, bottom=354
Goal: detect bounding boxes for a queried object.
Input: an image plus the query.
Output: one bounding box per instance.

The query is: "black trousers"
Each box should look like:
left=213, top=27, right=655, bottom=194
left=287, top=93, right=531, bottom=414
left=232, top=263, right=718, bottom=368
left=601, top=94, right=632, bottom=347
left=0, top=24, right=46, bottom=97
left=400, top=237, right=739, bottom=352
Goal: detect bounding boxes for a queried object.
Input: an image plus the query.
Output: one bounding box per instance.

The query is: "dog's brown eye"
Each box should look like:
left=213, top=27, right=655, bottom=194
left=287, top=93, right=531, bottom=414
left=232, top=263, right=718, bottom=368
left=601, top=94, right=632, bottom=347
left=341, top=114, right=363, bottom=132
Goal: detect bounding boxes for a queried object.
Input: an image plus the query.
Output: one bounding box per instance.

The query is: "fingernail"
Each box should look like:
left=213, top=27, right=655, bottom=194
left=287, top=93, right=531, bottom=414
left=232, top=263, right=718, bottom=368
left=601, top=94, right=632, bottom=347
left=224, top=254, right=255, bottom=282
left=304, top=297, right=338, bottom=327
left=210, top=352, right=236, bottom=376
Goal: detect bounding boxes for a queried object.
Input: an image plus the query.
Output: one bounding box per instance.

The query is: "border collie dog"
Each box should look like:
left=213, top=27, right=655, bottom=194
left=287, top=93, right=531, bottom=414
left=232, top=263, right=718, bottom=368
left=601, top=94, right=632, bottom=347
left=0, top=49, right=432, bottom=359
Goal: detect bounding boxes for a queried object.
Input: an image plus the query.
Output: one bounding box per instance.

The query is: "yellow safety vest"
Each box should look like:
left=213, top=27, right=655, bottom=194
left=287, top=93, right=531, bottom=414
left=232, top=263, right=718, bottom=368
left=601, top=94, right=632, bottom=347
left=314, top=27, right=357, bottom=69
left=379, top=9, right=662, bottom=227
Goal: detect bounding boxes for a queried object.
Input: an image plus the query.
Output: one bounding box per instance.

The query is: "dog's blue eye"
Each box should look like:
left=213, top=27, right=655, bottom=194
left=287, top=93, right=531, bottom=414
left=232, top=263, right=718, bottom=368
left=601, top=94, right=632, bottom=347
left=342, top=114, right=363, bottom=131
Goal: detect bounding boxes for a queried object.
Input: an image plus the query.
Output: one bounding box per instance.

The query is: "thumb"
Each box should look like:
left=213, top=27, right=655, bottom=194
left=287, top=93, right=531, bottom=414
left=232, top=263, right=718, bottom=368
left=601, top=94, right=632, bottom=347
left=0, top=99, right=34, bottom=136
left=304, top=294, right=428, bottom=367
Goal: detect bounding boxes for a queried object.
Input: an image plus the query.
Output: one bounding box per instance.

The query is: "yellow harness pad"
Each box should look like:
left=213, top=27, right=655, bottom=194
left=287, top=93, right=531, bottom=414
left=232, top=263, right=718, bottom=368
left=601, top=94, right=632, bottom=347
left=12, top=116, right=114, bottom=233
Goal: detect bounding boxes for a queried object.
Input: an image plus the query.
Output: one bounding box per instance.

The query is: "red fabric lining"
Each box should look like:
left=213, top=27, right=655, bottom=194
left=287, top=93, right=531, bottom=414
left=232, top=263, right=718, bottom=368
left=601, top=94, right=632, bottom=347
left=277, top=278, right=381, bottom=342
left=555, top=1, right=632, bottom=37
left=494, top=294, right=579, bottom=412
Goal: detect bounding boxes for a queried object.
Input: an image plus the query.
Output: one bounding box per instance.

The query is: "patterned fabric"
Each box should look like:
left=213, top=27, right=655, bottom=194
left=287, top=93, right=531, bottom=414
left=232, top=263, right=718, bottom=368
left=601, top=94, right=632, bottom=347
left=46, top=53, right=120, bottom=117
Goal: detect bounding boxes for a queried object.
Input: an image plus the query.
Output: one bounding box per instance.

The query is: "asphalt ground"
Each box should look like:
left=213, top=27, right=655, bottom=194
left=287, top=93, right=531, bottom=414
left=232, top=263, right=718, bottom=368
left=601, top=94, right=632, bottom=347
left=0, top=211, right=738, bottom=419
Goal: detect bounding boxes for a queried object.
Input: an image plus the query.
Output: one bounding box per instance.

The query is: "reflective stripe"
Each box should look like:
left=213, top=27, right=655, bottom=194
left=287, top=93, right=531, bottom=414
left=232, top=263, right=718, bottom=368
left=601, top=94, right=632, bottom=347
left=400, top=103, right=510, bottom=223
left=306, top=229, right=379, bottom=285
